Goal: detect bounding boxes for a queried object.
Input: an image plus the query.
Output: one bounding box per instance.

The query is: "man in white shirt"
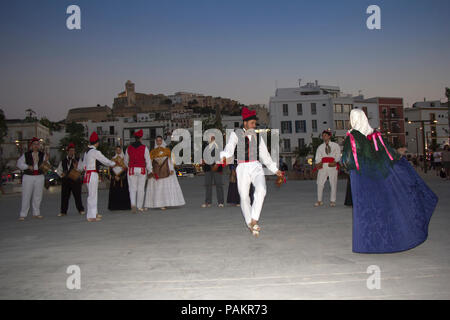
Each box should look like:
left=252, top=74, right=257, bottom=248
left=124, top=129, right=152, bottom=212
left=16, top=137, right=49, bottom=221
left=220, top=107, right=283, bottom=237
left=79, top=132, right=116, bottom=222
left=314, top=130, right=341, bottom=207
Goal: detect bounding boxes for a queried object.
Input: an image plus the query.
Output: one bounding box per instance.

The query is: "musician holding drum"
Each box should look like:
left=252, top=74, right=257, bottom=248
left=56, top=142, right=85, bottom=216
left=16, top=137, right=50, bottom=221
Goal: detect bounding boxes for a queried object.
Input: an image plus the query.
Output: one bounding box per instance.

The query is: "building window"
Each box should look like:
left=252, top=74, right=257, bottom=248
left=282, top=104, right=289, bottom=116
left=295, top=120, right=306, bottom=133
left=109, top=126, right=114, bottom=135
left=311, top=103, right=317, bottom=115
left=343, top=104, right=352, bottom=113
left=281, top=121, right=292, bottom=134
left=283, top=139, right=291, bottom=152
left=234, top=122, right=239, bottom=128
left=334, top=120, right=344, bottom=130
left=297, top=103, right=303, bottom=115
left=344, top=120, right=350, bottom=130
left=312, top=120, right=317, bottom=132
left=298, top=138, right=305, bottom=149
left=334, top=104, right=343, bottom=113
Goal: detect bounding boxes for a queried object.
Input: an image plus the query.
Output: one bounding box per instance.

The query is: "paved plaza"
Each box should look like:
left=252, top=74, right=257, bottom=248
left=0, top=172, right=449, bottom=299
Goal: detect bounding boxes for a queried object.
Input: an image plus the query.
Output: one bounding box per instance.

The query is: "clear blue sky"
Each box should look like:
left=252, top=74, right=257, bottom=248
left=0, top=0, right=449, bottom=121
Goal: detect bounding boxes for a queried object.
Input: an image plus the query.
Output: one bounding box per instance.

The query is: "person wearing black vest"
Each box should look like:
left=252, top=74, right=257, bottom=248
left=201, top=136, right=224, bottom=208
left=56, top=143, right=85, bottom=216
left=16, top=137, right=49, bottom=221
left=220, top=107, right=284, bottom=237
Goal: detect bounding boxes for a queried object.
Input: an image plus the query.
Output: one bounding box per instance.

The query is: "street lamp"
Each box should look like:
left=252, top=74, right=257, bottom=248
left=407, top=119, right=438, bottom=173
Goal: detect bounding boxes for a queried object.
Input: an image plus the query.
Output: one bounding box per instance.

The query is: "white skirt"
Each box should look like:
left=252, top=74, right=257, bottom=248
left=144, top=174, right=185, bottom=208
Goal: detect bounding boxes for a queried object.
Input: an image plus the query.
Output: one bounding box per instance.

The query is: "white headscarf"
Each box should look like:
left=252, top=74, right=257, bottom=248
left=349, top=109, right=374, bottom=136
left=155, top=137, right=167, bottom=148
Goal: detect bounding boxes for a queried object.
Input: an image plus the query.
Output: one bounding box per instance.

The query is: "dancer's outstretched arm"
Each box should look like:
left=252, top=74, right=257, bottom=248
left=219, top=132, right=238, bottom=165
left=258, top=137, right=281, bottom=175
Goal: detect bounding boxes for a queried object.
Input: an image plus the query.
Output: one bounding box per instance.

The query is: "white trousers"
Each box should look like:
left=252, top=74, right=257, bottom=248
left=86, top=172, right=99, bottom=219
left=236, top=162, right=267, bottom=226
left=127, top=171, right=147, bottom=209
left=20, top=174, right=44, bottom=217
left=317, top=166, right=338, bottom=202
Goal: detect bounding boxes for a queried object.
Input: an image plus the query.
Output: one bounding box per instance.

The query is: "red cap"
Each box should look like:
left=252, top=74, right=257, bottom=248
left=241, top=107, right=257, bottom=121
left=30, top=137, right=40, bottom=143
left=67, top=142, right=75, bottom=150
left=134, top=129, right=143, bottom=138
left=89, top=131, right=99, bottom=143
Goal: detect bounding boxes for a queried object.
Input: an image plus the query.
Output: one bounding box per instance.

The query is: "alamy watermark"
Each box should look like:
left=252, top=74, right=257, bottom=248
left=170, top=121, right=280, bottom=175
left=366, top=265, right=381, bottom=290
left=66, top=265, right=81, bottom=290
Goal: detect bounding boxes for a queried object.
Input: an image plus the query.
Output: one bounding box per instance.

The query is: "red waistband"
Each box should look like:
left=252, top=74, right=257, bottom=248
left=322, top=157, right=335, bottom=163
left=83, top=170, right=98, bottom=184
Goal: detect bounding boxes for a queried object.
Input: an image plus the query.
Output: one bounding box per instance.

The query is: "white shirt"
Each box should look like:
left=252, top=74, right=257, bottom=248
left=220, top=129, right=279, bottom=174
left=124, top=144, right=152, bottom=172
left=17, top=152, right=39, bottom=171
left=315, top=141, right=341, bottom=164
left=78, top=146, right=115, bottom=171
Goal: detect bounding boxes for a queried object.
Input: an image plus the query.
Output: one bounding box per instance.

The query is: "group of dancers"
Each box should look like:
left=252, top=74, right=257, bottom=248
left=15, top=107, right=438, bottom=253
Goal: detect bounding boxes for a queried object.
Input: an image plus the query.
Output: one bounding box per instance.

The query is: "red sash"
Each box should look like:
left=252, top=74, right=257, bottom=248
left=313, top=157, right=339, bottom=172
left=83, top=170, right=98, bottom=184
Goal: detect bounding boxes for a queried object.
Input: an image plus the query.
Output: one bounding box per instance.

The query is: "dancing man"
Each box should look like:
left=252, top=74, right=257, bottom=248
left=79, top=132, right=116, bottom=222
left=56, top=142, right=85, bottom=216
left=220, top=107, right=283, bottom=237
left=16, top=137, right=49, bottom=221
left=125, top=129, right=151, bottom=213
left=314, top=130, right=341, bottom=207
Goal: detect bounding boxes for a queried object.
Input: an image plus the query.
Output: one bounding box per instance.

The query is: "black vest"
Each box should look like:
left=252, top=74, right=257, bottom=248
left=244, top=133, right=260, bottom=162
left=233, top=133, right=261, bottom=163
left=62, top=156, right=79, bottom=174
left=24, top=151, right=44, bottom=175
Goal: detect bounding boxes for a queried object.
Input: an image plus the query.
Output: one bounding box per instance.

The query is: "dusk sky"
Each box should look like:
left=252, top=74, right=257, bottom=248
left=0, top=0, right=449, bottom=121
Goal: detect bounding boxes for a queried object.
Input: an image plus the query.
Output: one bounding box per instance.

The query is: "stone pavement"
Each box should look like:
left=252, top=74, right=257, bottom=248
left=0, top=173, right=449, bottom=299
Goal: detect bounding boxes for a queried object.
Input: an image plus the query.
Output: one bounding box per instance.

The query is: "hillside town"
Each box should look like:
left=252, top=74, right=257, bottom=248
left=1, top=80, right=448, bottom=178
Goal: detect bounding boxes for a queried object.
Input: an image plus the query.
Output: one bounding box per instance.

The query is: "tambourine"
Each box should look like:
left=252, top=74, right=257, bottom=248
left=275, top=172, right=286, bottom=187
left=39, top=161, right=52, bottom=174
left=67, top=168, right=81, bottom=181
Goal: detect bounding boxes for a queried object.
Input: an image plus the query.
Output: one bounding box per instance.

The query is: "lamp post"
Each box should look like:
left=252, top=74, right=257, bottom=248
left=407, top=119, right=438, bottom=173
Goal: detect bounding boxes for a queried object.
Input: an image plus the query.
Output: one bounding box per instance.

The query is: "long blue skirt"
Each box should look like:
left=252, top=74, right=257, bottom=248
left=351, top=157, right=437, bottom=253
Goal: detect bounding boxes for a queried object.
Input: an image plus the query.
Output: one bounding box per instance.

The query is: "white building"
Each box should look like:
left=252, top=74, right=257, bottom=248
left=83, top=118, right=165, bottom=150
left=269, top=80, right=362, bottom=166
left=1, top=120, right=50, bottom=169
left=222, top=115, right=242, bottom=130
left=404, top=100, right=449, bottom=154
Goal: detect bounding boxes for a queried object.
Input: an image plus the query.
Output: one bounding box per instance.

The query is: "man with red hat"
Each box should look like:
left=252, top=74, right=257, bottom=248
left=314, top=129, right=341, bottom=207
left=56, top=142, right=85, bottom=216
left=124, top=129, right=151, bottom=213
left=220, top=107, right=284, bottom=237
left=16, top=137, right=49, bottom=221
left=78, top=132, right=116, bottom=222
